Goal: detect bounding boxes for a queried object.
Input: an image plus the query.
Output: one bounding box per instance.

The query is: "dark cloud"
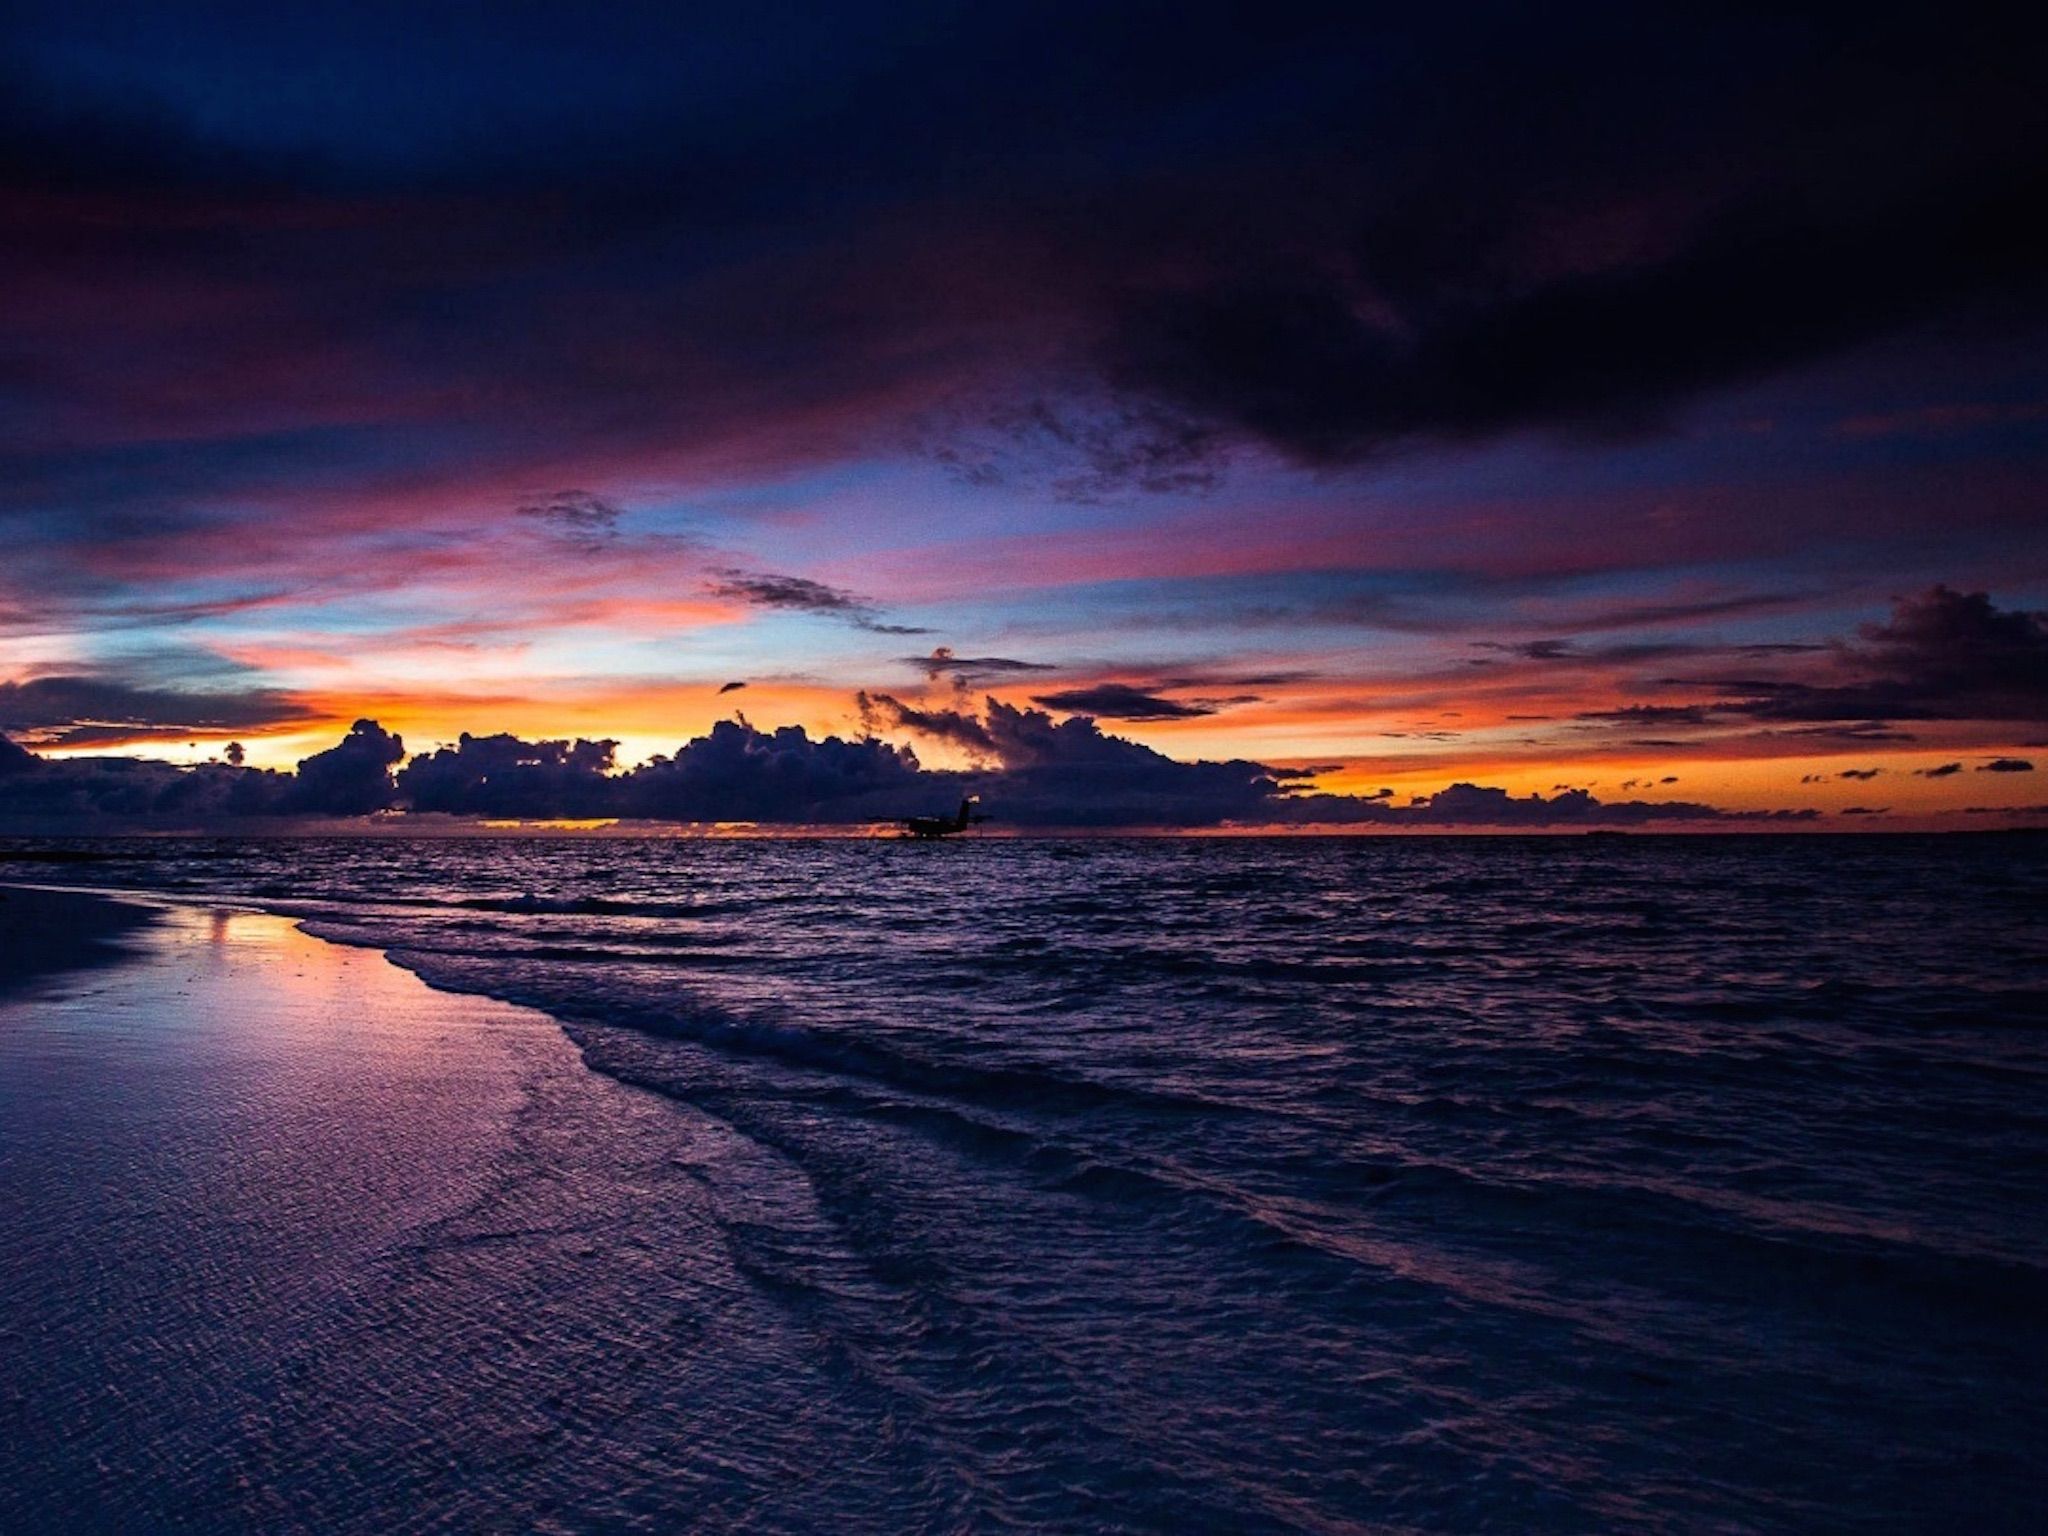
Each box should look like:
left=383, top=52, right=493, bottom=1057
left=1479, top=634, right=1807, bottom=669
left=1378, top=783, right=1814, bottom=829
left=621, top=719, right=924, bottom=823
left=516, top=490, right=624, bottom=548
left=0, top=749, right=290, bottom=822
left=863, top=695, right=1796, bottom=829
left=905, top=648, right=1056, bottom=683
left=397, top=733, right=618, bottom=818
left=1571, top=590, right=2048, bottom=742
left=1768, top=723, right=1917, bottom=743
left=282, top=719, right=405, bottom=815
left=1485, top=640, right=1579, bottom=662
left=1030, top=683, right=1217, bottom=720
left=1841, top=806, right=1889, bottom=816
left=2, top=2, right=2041, bottom=546
left=1884, top=581, right=2048, bottom=671
left=1978, top=758, right=2035, bottom=773
left=1715, top=588, right=2048, bottom=724
left=1104, top=7, right=2048, bottom=463
left=1916, top=763, right=1964, bottom=779
left=0, top=702, right=1820, bottom=831
left=707, top=569, right=929, bottom=635
left=717, top=681, right=747, bottom=695
left=1113, top=166, right=2048, bottom=462
left=956, top=699, right=1286, bottom=827
left=1575, top=704, right=1717, bottom=728
left=1840, top=768, right=1883, bottom=781
left=861, top=693, right=998, bottom=758
left=0, top=672, right=304, bottom=746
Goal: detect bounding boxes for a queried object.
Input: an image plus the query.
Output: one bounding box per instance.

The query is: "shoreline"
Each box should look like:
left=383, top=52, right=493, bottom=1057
left=0, top=887, right=777, bottom=1531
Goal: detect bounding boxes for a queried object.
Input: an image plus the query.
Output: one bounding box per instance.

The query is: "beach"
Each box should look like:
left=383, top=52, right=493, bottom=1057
left=0, top=886, right=890, bottom=1532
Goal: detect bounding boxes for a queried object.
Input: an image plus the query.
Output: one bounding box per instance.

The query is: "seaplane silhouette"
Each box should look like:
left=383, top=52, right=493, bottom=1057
left=899, top=795, right=987, bottom=839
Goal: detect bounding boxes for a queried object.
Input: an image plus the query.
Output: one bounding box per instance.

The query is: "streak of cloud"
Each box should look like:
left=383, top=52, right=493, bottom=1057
left=706, top=569, right=929, bottom=635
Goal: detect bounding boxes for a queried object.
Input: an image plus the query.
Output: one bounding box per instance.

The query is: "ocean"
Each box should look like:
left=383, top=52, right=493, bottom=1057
left=5, top=833, right=2046, bottom=1532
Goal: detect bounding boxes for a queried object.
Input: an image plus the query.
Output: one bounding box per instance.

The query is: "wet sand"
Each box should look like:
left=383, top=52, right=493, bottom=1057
left=0, top=884, right=158, bottom=999
left=0, top=894, right=826, bottom=1533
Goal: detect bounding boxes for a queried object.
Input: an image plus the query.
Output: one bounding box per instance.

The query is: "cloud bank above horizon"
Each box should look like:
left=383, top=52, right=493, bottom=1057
left=0, top=698, right=1832, bottom=832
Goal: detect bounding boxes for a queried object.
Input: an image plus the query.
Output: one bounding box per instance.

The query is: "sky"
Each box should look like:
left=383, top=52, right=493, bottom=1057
left=2, top=1, right=2046, bottom=830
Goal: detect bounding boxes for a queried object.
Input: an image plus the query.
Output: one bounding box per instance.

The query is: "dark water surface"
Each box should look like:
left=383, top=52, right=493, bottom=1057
left=5, top=834, right=2046, bottom=1532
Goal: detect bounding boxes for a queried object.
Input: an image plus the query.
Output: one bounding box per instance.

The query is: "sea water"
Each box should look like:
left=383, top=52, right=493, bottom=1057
left=4, top=834, right=2044, bottom=1532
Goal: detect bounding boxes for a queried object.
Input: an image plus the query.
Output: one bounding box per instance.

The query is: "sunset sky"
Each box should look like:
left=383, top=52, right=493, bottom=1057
left=3, top=2, right=2045, bottom=828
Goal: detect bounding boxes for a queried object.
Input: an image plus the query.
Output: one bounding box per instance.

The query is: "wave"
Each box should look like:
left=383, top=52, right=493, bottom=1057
left=305, top=907, right=2048, bottom=1336
left=300, top=921, right=1254, bottom=1128
left=255, top=887, right=733, bottom=920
